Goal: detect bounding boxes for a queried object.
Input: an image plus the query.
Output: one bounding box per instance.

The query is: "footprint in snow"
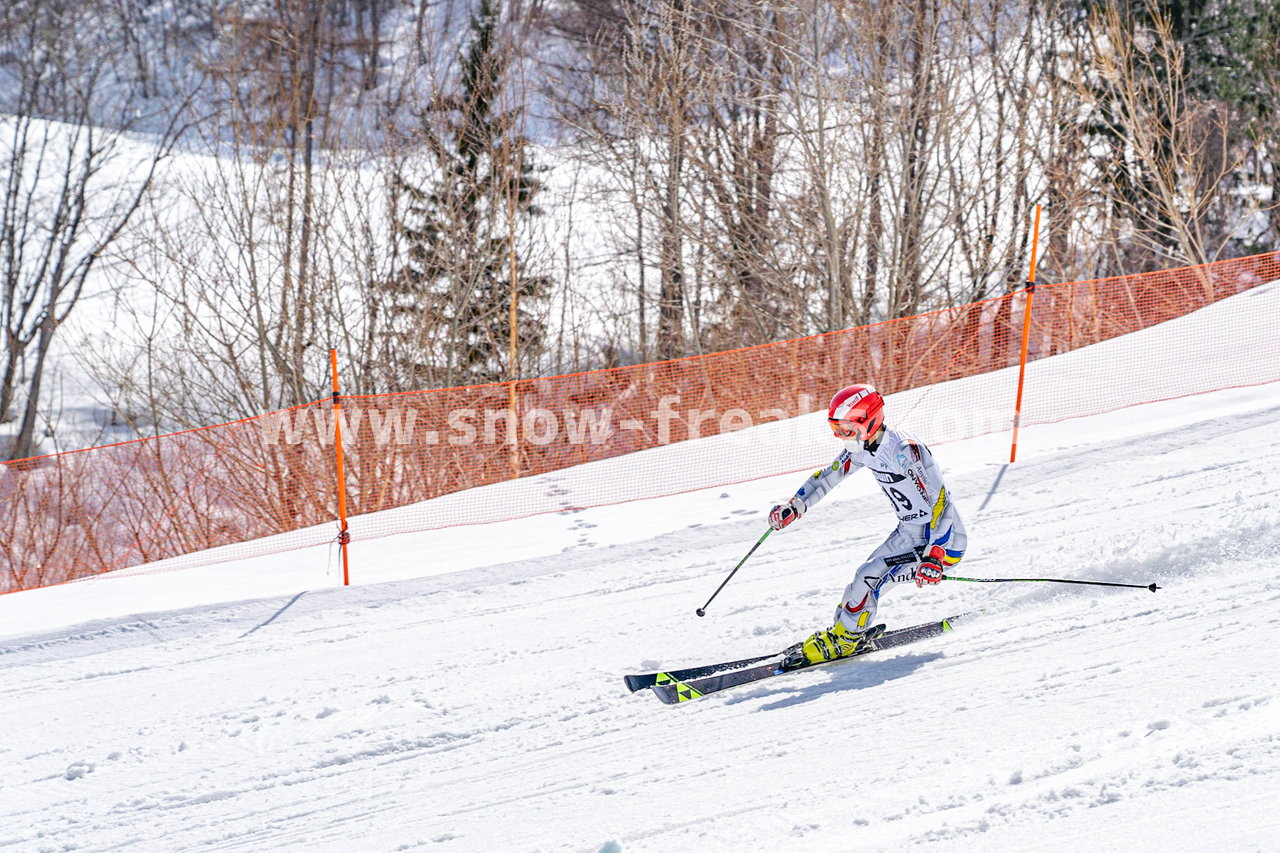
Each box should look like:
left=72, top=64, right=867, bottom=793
left=65, top=761, right=95, bottom=780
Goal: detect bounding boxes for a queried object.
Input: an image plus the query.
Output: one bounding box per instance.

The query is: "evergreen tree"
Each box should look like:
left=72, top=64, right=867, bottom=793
left=386, top=0, right=547, bottom=389
left=1074, top=0, right=1279, bottom=265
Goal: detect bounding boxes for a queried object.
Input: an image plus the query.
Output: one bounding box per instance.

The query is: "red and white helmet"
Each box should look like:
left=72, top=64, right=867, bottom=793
left=827, top=384, right=885, bottom=443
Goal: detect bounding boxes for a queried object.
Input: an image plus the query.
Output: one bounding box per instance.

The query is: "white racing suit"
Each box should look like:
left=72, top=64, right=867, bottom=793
left=790, top=427, right=967, bottom=633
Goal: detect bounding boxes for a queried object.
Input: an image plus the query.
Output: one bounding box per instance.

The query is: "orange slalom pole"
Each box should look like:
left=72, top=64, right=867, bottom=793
left=329, top=348, right=351, bottom=586
left=1010, top=203, right=1042, bottom=464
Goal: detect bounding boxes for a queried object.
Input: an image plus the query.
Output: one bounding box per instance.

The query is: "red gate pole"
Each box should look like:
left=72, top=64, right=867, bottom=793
left=329, top=348, right=351, bottom=585
left=1010, top=204, right=1042, bottom=464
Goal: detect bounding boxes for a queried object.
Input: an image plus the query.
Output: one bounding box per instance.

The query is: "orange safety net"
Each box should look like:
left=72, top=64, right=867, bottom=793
left=3, top=251, right=1278, bottom=592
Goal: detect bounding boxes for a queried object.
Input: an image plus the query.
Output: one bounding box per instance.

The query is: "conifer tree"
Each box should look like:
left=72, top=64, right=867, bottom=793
left=386, top=0, right=546, bottom=389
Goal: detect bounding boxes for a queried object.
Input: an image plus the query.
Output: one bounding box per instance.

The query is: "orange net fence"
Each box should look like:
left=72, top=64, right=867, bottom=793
left=3, top=251, right=1278, bottom=592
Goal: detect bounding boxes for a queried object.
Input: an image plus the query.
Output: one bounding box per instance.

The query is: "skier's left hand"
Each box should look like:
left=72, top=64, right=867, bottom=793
left=915, top=544, right=946, bottom=587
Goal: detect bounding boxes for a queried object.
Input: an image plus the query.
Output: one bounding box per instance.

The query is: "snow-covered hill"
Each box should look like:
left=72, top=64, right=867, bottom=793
left=1, top=287, right=1278, bottom=851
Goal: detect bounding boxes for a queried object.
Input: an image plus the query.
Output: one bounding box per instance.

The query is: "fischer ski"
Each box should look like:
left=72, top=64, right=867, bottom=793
left=639, top=614, right=970, bottom=705
left=624, top=651, right=780, bottom=693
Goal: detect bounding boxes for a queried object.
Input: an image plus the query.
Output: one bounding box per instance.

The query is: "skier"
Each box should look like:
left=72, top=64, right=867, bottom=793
left=767, top=384, right=967, bottom=664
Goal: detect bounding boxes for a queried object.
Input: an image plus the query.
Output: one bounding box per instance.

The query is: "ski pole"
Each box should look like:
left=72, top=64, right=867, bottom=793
left=696, top=528, right=772, bottom=617
left=943, top=574, right=1160, bottom=592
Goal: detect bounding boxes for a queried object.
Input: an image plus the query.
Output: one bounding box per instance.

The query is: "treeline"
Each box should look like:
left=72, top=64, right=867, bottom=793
left=1, top=0, right=1276, bottom=458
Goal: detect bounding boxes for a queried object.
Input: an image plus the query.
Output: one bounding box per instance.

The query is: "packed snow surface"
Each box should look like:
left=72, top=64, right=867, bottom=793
left=2, top=288, right=1279, bottom=852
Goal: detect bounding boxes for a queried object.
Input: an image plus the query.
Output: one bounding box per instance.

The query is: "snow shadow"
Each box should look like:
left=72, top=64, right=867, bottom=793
left=724, top=650, right=945, bottom=712
left=240, top=591, right=307, bottom=638
left=978, top=464, right=1009, bottom=513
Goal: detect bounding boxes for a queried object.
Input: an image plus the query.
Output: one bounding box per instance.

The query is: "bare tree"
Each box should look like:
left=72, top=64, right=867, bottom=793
left=682, top=1, right=795, bottom=350
left=1080, top=0, right=1250, bottom=274
left=556, top=0, right=701, bottom=359
left=0, top=0, right=189, bottom=460
left=88, top=0, right=405, bottom=430
left=789, top=0, right=1043, bottom=327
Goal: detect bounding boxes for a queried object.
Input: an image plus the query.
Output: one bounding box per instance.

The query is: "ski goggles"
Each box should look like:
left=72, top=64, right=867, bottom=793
left=828, top=417, right=869, bottom=440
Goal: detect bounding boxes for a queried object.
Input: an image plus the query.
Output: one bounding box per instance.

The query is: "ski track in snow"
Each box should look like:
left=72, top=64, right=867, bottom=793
left=2, top=380, right=1280, bottom=845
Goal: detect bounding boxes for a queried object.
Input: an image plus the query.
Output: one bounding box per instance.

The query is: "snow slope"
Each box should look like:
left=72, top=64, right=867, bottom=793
left=2, top=292, right=1279, bottom=851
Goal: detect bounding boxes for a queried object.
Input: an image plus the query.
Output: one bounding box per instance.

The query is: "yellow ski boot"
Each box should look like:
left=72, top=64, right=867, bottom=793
left=800, top=621, right=865, bottom=663
left=785, top=622, right=885, bottom=667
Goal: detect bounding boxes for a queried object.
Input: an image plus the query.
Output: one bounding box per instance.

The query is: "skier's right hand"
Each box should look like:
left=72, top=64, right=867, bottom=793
left=768, top=497, right=805, bottom=531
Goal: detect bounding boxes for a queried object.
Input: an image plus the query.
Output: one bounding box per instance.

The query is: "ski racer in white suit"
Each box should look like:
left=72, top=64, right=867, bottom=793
left=768, top=384, right=967, bottom=664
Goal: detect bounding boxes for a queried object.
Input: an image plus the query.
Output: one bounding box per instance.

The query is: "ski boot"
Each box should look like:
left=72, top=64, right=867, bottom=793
left=782, top=622, right=885, bottom=669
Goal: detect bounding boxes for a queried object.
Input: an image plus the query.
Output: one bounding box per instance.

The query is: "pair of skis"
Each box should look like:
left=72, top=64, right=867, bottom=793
left=626, top=613, right=969, bottom=705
